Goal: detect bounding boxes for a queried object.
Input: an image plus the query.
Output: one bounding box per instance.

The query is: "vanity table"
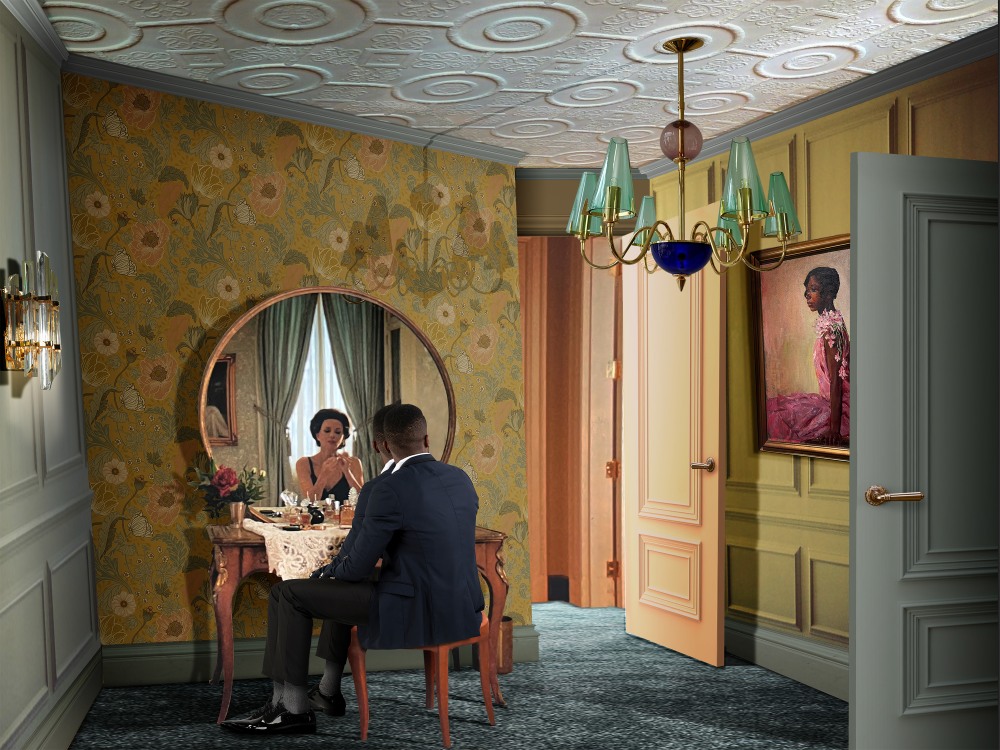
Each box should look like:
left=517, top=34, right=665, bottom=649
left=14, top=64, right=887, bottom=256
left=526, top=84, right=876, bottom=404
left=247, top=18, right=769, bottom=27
left=207, top=523, right=508, bottom=723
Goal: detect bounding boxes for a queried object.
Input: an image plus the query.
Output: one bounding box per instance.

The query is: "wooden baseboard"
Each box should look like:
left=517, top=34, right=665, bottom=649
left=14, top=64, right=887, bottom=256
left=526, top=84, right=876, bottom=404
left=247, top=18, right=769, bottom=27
left=725, top=618, right=848, bottom=701
left=102, top=624, right=539, bottom=687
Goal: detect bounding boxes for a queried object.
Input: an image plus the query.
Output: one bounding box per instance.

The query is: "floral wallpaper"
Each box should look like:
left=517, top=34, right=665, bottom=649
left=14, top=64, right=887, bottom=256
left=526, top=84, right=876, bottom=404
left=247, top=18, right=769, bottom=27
left=61, top=73, right=529, bottom=645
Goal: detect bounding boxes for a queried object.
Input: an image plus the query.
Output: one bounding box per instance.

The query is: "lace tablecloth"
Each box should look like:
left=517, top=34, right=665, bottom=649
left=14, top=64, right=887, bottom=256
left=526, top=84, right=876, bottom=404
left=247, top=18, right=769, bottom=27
left=242, top=519, right=350, bottom=580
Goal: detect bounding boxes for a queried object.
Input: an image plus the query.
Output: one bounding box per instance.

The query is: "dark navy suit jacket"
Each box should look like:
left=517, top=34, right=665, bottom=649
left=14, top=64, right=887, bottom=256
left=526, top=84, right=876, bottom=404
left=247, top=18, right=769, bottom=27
left=335, top=459, right=393, bottom=563
left=329, top=454, right=485, bottom=650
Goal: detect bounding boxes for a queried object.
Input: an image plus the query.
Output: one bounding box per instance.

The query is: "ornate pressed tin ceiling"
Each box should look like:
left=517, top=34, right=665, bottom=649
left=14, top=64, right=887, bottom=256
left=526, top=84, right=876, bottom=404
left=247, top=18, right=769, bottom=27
left=38, top=0, right=999, bottom=168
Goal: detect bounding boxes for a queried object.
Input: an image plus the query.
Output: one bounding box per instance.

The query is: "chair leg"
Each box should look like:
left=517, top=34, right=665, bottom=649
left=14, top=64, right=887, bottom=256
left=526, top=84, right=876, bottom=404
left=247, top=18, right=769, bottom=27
left=451, top=646, right=461, bottom=671
left=347, top=631, right=369, bottom=741
left=435, top=648, right=451, bottom=748
left=476, top=637, right=496, bottom=726
left=423, top=650, right=436, bottom=709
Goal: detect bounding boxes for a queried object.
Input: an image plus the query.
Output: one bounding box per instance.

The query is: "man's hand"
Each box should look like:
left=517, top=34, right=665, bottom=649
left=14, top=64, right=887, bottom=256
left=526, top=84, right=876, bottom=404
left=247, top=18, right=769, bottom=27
left=309, top=562, right=337, bottom=579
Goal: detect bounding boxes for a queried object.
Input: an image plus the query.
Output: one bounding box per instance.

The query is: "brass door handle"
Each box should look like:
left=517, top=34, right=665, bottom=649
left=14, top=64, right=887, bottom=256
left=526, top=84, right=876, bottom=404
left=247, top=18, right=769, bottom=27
left=691, top=458, right=715, bottom=473
left=865, top=485, right=925, bottom=506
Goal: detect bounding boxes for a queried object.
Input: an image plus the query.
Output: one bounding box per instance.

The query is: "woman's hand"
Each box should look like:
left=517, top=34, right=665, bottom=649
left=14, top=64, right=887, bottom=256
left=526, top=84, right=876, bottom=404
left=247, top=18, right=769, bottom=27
left=340, top=454, right=364, bottom=490
left=316, top=455, right=346, bottom=486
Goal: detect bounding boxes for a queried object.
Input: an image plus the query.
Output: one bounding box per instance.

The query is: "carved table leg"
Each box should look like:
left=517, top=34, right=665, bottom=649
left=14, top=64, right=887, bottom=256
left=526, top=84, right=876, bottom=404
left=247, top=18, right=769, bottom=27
left=210, top=546, right=236, bottom=723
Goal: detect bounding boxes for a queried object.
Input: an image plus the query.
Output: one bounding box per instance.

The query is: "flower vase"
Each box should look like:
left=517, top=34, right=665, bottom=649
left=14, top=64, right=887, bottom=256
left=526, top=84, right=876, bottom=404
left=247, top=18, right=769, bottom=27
left=229, top=501, right=246, bottom=528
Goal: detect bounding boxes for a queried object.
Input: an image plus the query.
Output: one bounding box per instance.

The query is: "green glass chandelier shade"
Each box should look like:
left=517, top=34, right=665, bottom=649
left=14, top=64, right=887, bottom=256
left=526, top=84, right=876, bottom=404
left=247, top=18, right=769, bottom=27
left=720, top=137, right=767, bottom=222
left=714, top=204, right=743, bottom=249
left=590, top=137, right=636, bottom=221
left=566, top=171, right=603, bottom=236
left=633, top=195, right=657, bottom=245
left=762, top=172, right=802, bottom=238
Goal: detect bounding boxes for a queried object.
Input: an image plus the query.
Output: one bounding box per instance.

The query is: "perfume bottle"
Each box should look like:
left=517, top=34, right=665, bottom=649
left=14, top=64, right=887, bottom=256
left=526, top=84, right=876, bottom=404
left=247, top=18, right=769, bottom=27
left=340, top=487, right=359, bottom=528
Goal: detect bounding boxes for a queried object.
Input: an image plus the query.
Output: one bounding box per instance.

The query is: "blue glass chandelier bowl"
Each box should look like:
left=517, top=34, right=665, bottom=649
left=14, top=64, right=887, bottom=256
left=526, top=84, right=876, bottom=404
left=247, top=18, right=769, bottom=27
left=649, top=240, right=713, bottom=277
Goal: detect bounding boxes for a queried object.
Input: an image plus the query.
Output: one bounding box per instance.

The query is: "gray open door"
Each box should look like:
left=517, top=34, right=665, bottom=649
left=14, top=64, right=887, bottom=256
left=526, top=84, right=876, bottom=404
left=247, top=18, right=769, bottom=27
left=851, top=152, right=998, bottom=748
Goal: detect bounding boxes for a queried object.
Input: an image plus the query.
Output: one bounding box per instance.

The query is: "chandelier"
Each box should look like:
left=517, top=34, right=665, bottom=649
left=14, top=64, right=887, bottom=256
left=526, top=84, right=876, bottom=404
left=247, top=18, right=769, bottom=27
left=2, top=251, right=61, bottom=389
left=566, top=37, right=802, bottom=290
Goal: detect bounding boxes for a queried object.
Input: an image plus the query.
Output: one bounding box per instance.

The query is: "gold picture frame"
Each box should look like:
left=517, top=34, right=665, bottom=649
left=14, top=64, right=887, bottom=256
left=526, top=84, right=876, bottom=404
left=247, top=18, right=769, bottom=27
left=750, top=234, right=851, bottom=461
left=205, top=353, right=237, bottom=446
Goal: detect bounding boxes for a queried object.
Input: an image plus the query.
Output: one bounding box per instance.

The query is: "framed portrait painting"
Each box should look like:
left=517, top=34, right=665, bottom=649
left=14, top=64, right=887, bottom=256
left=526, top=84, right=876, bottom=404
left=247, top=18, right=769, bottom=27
left=205, top=354, right=237, bottom=446
left=750, top=234, right=850, bottom=460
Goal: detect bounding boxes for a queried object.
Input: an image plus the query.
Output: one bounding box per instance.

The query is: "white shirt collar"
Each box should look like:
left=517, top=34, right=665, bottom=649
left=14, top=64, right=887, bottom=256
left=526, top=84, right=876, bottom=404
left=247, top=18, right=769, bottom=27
left=379, top=459, right=394, bottom=474
left=392, top=452, right=431, bottom=473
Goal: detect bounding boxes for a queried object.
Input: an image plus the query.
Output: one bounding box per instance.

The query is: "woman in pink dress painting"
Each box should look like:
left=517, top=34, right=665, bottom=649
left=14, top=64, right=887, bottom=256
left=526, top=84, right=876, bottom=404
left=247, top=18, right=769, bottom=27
left=766, top=266, right=849, bottom=446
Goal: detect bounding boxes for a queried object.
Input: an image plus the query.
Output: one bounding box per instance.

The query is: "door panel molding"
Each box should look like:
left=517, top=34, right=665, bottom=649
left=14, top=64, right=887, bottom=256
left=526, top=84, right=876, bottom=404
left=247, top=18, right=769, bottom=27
left=903, top=600, right=999, bottom=714
left=637, top=270, right=702, bottom=527
left=639, top=496, right=700, bottom=524
left=902, top=194, right=1000, bottom=580
left=639, top=534, right=701, bottom=620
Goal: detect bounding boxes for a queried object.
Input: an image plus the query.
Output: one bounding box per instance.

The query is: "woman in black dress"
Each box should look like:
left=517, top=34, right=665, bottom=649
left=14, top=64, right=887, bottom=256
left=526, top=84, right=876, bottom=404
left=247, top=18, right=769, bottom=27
left=294, top=408, right=364, bottom=503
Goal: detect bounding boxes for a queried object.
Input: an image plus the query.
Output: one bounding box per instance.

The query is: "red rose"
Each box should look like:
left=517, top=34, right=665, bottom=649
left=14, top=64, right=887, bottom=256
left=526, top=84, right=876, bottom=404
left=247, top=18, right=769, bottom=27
left=211, top=467, right=239, bottom=497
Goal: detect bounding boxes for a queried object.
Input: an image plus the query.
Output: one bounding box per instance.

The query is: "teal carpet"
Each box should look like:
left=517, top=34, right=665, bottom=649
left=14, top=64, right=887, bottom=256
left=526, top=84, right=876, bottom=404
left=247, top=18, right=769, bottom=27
left=70, top=602, right=847, bottom=749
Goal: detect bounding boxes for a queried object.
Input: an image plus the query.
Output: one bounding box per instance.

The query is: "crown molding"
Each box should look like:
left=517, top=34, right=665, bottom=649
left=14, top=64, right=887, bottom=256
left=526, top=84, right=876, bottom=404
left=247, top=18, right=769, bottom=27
left=1, top=0, right=67, bottom=62
left=62, top=54, right=527, bottom=166
left=641, top=25, right=998, bottom=178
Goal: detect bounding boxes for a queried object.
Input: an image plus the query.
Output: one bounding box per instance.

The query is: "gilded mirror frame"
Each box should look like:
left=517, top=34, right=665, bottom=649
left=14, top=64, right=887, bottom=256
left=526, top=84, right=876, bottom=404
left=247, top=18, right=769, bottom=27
left=198, top=287, right=457, bottom=462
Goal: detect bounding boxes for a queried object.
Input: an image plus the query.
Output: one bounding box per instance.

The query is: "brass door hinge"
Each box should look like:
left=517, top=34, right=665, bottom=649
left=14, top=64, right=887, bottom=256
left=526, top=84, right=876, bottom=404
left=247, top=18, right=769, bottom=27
left=605, top=460, right=620, bottom=479
left=606, top=360, right=621, bottom=379
left=606, top=560, right=620, bottom=578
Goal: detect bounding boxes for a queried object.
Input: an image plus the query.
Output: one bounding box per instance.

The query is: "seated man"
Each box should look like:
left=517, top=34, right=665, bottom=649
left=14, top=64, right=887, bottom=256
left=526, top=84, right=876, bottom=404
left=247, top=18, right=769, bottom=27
left=221, top=403, right=484, bottom=735
left=308, top=402, right=397, bottom=716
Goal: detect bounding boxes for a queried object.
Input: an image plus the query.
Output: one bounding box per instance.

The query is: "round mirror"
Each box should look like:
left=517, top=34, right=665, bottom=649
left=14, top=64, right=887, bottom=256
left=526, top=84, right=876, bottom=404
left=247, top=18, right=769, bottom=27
left=198, top=287, right=455, bottom=502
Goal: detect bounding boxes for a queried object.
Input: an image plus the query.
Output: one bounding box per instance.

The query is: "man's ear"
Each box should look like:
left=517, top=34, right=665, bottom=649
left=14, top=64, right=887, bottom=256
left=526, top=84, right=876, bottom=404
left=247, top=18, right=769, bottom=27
left=423, top=434, right=430, bottom=449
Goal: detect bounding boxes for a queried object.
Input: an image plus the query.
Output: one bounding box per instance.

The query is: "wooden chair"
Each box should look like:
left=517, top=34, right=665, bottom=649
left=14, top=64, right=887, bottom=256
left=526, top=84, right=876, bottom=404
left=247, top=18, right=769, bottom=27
left=346, top=611, right=498, bottom=748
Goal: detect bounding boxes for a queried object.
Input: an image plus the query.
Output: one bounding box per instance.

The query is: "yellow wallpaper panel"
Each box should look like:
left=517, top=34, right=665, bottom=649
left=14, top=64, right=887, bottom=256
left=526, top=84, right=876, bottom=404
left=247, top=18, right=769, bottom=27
left=61, top=73, right=529, bottom=645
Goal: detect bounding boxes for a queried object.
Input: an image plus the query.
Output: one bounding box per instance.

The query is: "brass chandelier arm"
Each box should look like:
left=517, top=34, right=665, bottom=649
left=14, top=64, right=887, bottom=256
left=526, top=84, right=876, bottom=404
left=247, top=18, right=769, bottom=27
left=743, top=239, right=788, bottom=272
left=610, top=220, right=664, bottom=266
left=694, top=220, right=745, bottom=271
left=578, top=216, right=675, bottom=273
left=578, top=237, right=622, bottom=270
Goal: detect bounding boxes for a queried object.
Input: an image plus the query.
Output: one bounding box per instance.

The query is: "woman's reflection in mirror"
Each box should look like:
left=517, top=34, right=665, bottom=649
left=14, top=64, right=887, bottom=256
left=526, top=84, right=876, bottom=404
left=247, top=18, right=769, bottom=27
left=295, top=409, right=364, bottom=505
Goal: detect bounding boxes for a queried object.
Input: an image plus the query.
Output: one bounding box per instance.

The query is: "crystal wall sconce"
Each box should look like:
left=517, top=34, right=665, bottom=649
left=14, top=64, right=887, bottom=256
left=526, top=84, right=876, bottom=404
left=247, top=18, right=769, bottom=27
left=2, top=251, right=61, bottom=390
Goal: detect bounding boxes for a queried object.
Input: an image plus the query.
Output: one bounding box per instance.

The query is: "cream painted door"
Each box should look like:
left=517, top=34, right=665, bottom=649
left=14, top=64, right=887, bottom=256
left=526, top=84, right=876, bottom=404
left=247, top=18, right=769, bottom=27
left=621, top=205, right=726, bottom=666
left=851, top=153, right=998, bottom=747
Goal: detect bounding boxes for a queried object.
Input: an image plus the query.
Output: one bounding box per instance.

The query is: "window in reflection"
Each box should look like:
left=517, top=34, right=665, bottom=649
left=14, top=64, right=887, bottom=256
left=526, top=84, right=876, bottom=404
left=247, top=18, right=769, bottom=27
left=287, top=304, right=352, bottom=464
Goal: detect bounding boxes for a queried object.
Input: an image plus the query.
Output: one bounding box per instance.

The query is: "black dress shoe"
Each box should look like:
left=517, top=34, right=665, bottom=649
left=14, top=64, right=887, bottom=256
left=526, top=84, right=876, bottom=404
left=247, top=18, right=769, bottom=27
left=309, top=686, right=346, bottom=716
left=222, top=701, right=273, bottom=725
left=220, top=701, right=316, bottom=734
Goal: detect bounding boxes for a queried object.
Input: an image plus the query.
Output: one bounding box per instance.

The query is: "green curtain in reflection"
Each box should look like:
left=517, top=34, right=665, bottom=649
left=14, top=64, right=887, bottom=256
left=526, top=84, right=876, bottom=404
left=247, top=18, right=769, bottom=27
left=321, top=294, right=385, bottom=481
left=257, top=293, right=318, bottom=502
